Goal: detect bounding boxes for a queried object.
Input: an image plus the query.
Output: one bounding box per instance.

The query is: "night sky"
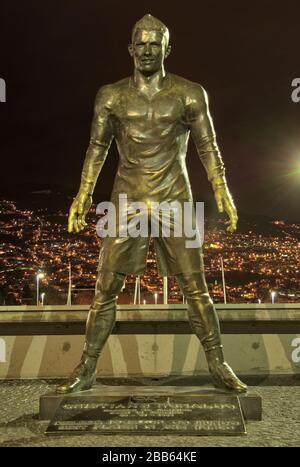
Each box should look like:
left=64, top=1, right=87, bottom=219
left=1, top=0, right=300, bottom=220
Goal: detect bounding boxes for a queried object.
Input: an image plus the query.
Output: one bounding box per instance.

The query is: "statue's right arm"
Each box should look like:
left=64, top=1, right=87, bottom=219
left=69, top=86, right=114, bottom=233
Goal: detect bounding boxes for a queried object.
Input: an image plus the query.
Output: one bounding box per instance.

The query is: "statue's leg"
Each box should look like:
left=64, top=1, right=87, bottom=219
left=175, top=271, right=247, bottom=392
left=56, top=271, right=126, bottom=394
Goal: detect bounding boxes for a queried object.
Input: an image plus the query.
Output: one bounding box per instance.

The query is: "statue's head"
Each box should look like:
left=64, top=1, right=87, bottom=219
left=128, top=14, right=171, bottom=76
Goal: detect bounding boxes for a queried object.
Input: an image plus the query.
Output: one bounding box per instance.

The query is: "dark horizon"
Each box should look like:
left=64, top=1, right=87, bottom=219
left=1, top=0, right=300, bottom=221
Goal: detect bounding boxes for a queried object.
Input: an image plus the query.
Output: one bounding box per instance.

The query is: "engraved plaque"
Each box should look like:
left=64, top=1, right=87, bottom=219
left=46, top=391, right=246, bottom=435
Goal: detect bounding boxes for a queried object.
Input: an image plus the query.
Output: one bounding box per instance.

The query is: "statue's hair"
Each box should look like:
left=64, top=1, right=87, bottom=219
left=131, top=14, right=170, bottom=45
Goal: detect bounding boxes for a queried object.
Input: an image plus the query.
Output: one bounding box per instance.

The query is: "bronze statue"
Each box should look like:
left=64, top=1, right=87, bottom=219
left=57, top=14, right=247, bottom=394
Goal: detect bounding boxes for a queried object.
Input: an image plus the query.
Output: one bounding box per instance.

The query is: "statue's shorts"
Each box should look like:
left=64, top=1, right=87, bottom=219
left=97, top=199, right=204, bottom=276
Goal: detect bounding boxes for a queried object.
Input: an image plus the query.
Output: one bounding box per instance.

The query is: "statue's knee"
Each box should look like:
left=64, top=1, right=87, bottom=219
left=96, top=275, right=112, bottom=292
left=95, top=272, right=124, bottom=297
left=185, top=289, right=212, bottom=306
left=93, top=289, right=116, bottom=309
left=200, top=291, right=214, bottom=307
left=92, top=283, right=117, bottom=311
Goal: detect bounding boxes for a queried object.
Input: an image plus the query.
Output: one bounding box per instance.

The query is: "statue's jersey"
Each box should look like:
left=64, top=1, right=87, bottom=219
left=90, top=73, right=220, bottom=275
left=102, top=73, right=206, bottom=203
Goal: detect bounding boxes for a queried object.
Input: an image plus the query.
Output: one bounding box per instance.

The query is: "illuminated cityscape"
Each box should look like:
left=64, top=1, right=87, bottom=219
left=0, top=198, right=299, bottom=305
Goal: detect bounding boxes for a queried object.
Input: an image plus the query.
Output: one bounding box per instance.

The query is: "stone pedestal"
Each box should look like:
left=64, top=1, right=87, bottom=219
left=41, top=385, right=262, bottom=436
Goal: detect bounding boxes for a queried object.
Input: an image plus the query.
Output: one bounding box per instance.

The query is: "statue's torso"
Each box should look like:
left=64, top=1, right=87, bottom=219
left=108, top=73, right=195, bottom=202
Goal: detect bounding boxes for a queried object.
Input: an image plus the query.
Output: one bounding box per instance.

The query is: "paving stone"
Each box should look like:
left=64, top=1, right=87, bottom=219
left=0, top=379, right=300, bottom=446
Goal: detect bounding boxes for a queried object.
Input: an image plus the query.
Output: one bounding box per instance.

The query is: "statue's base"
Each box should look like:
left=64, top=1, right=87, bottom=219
left=41, top=385, right=261, bottom=436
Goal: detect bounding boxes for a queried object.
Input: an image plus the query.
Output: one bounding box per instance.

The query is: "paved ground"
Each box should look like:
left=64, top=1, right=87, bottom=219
left=0, top=377, right=300, bottom=447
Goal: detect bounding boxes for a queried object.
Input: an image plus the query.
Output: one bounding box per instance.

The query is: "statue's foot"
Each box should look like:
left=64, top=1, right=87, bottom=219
left=209, top=362, right=247, bottom=393
left=56, top=364, right=96, bottom=394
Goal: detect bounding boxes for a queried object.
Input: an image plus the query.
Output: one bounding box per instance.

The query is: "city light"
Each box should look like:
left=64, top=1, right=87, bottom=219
left=36, top=272, right=45, bottom=306
left=271, top=290, right=276, bottom=304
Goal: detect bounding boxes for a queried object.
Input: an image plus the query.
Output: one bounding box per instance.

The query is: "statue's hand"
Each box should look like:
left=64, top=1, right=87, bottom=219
left=68, top=192, right=92, bottom=233
left=214, top=185, right=238, bottom=233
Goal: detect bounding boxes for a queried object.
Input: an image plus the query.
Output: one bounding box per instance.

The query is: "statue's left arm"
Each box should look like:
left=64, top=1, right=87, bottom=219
left=186, top=84, right=238, bottom=232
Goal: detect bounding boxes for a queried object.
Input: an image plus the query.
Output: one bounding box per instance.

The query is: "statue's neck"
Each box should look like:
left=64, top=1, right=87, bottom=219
left=132, top=68, right=167, bottom=97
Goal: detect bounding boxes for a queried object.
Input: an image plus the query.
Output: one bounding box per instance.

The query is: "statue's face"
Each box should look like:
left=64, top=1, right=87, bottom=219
left=129, top=29, right=169, bottom=76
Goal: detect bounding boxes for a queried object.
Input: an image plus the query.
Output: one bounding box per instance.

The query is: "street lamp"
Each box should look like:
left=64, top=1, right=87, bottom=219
left=36, top=272, right=44, bottom=306
left=41, top=292, right=45, bottom=306
left=271, top=290, right=276, bottom=304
